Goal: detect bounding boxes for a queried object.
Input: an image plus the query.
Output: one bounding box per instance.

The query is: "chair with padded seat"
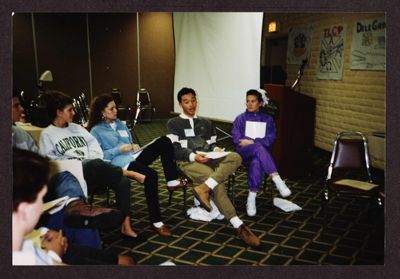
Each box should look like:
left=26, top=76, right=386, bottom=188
left=321, top=131, right=383, bottom=227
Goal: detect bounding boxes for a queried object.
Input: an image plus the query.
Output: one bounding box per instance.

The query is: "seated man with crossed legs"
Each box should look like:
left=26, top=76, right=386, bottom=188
left=167, top=87, right=260, bottom=247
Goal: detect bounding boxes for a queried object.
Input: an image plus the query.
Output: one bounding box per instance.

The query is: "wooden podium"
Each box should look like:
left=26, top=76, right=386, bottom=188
left=264, top=84, right=316, bottom=178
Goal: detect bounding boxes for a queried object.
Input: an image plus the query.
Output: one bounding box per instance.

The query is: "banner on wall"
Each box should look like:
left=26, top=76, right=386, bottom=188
left=286, top=25, right=314, bottom=65
left=316, top=24, right=346, bottom=80
left=350, top=17, right=386, bottom=70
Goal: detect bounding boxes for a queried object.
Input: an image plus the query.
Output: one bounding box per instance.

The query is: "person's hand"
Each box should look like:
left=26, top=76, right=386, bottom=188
left=195, top=154, right=209, bottom=163
left=214, top=147, right=225, bottom=152
left=40, top=230, right=68, bottom=257
left=119, top=144, right=133, bottom=153
left=239, top=139, right=254, bottom=147
left=132, top=144, right=141, bottom=152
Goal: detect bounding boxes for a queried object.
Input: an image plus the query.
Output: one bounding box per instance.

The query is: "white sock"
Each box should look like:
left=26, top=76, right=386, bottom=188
left=153, top=221, right=164, bottom=228
left=167, top=180, right=180, bottom=187
left=229, top=216, right=244, bottom=229
left=272, top=175, right=284, bottom=185
left=247, top=191, right=257, bottom=203
left=205, top=177, right=218, bottom=190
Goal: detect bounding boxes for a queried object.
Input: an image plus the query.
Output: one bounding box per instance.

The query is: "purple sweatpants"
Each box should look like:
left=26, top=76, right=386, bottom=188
left=236, top=142, right=278, bottom=191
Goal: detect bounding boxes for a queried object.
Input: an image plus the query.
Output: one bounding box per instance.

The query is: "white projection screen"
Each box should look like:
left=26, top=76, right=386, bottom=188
left=173, top=12, right=264, bottom=122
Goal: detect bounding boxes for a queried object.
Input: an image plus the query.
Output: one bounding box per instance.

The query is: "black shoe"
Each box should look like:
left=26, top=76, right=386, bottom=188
left=64, top=200, right=123, bottom=230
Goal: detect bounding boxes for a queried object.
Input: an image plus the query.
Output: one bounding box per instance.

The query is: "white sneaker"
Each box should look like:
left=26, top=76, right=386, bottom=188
left=246, top=200, right=256, bottom=217
left=276, top=182, right=291, bottom=198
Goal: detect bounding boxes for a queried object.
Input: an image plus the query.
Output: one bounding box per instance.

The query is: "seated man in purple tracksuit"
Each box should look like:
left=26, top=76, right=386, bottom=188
left=232, top=89, right=291, bottom=217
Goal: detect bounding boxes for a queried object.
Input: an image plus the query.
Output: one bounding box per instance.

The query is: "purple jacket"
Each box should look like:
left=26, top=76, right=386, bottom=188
left=231, top=110, right=277, bottom=151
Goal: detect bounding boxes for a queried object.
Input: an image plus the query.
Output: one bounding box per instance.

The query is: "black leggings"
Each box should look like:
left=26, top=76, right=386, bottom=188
left=127, top=136, right=179, bottom=223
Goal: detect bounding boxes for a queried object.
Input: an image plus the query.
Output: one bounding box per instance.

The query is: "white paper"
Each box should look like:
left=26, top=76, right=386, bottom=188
left=273, top=198, right=302, bottom=212
left=132, top=137, right=159, bottom=155
left=335, top=179, right=379, bottom=191
left=41, top=196, right=69, bottom=214
left=196, top=151, right=230, bottom=159
left=245, top=121, right=266, bottom=139
left=187, top=200, right=224, bottom=221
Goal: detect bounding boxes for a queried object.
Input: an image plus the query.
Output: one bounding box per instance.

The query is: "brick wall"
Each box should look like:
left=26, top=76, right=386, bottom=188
left=263, top=13, right=386, bottom=152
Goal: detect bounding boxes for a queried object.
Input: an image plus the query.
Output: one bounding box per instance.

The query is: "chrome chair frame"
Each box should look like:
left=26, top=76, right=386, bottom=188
left=133, top=88, right=156, bottom=126
left=321, top=131, right=383, bottom=227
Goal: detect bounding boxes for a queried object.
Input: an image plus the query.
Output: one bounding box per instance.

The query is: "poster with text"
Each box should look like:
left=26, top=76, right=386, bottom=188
left=350, top=17, right=386, bottom=70
left=316, top=24, right=346, bottom=80
left=286, top=25, right=314, bottom=65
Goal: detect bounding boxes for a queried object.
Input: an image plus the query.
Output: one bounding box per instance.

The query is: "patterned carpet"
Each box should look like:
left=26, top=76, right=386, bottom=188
left=92, top=119, right=384, bottom=265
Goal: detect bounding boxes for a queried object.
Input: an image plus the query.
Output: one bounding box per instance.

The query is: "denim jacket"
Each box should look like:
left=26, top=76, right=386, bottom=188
left=90, top=119, right=136, bottom=168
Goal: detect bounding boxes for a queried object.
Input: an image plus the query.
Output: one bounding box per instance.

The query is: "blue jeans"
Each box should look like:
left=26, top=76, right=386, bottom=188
left=45, top=171, right=102, bottom=249
left=46, top=171, right=85, bottom=201
left=46, top=209, right=102, bottom=249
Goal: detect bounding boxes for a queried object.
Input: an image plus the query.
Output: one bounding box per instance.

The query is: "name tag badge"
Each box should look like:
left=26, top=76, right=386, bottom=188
left=118, top=130, right=129, bottom=137
left=184, top=129, right=195, bottom=137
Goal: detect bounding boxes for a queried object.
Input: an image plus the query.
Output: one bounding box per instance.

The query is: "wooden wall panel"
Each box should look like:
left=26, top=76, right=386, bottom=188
left=140, top=12, right=175, bottom=118
left=34, top=13, right=90, bottom=99
left=12, top=13, right=37, bottom=100
left=88, top=13, right=138, bottom=108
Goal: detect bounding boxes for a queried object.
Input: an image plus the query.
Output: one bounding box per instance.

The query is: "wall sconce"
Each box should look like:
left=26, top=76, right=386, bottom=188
left=268, top=20, right=280, bottom=33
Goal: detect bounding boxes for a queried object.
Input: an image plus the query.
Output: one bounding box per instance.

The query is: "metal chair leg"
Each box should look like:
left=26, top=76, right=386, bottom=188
left=321, top=189, right=329, bottom=229
left=263, top=175, right=268, bottom=193
left=168, top=191, right=173, bottom=205
left=183, top=186, right=187, bottom=212
left=106, top=186, right=110, bottom=206
left=133, top=107, right=141, bottom=126
left=229, top=173, right=235, bottom=206
left=89, top=193, right=94, bottom=206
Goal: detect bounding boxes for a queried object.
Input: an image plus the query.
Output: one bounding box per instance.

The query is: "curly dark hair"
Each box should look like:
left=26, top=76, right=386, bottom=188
left=87, top=94, right=115, bottom=131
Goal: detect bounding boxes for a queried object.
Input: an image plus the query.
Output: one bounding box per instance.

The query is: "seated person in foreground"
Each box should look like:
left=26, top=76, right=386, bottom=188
left=12, top=90, right=122, bottom=231
left=38, top=90, right=137, bottom=239
left=166, top=87, right=260, bottom=247
left=232, top=89, right=291, bottom=217
left=12, top=148, right=135, bottom=265
left=13, top=148, right=64, bottom=265
left=88, top=94, right=186, bottom=237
